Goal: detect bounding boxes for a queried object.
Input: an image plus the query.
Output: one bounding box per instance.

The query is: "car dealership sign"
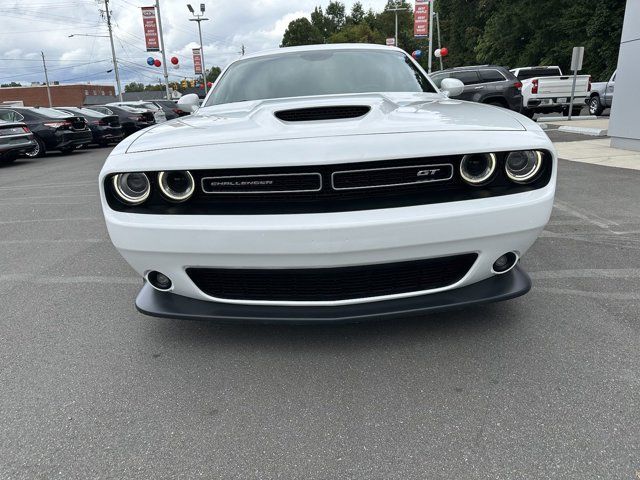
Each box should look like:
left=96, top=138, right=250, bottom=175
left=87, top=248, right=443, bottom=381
left=141, top=6, right=160, bottom=52
left=414, top=0, right=429, bottom=37
left=193, top=48, right=203, bottom=75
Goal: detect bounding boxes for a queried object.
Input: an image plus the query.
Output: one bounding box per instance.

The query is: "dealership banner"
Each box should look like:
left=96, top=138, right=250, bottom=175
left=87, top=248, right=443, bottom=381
left=193, top=48, right=203, bottom=75
left=414, top=0, right=429, bottom=37
left=141, top=6, right=160, bottom=51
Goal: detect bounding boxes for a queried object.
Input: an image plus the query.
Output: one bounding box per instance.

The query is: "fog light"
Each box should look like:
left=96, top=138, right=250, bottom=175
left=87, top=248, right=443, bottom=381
left=460, top=153, right=496, bottom=185
left=492, top=252, right=518, bottom=274
left=148, top=271, right=172, bottom=291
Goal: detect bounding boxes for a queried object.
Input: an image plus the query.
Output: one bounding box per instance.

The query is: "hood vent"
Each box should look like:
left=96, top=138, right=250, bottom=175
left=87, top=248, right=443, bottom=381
left=275, top=105, right=371, bottom=122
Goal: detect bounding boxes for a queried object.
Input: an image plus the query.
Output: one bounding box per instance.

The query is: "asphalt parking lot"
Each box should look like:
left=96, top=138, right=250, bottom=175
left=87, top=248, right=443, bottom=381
left=1, top=147, right=638, bottom=479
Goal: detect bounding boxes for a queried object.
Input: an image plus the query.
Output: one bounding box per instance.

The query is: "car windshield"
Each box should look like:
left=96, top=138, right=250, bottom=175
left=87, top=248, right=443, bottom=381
left=207, top=49, right=436, bottom=106
left=58, top=108, right=104, bottom=118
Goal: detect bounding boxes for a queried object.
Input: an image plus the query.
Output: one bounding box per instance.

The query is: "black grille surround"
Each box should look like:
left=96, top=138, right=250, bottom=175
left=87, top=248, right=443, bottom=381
left=275, top=105, right=371, bottom=122
left=104, top=151, right=553, bottom=215
left=186, top=253, right=478, bottom=302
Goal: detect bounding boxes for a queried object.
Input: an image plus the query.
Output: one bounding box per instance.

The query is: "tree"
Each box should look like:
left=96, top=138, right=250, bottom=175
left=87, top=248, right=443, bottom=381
left=281, top=17, right=324, bottom=47
left=1, top=81, right=21, bottom=87
left=325, top=1, right=346, bottom=32
left=347, top=2, right=365, bottom=25
left=206, top=66, right=222, bottom=83
left=124, top=82, right=144, bottom=92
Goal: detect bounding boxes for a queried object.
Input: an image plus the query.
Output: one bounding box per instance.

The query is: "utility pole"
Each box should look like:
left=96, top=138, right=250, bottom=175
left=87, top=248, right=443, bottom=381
left=386, top=3, right=409, bottom=48
left=155, top=0, right=171, bottom=100
left=427, top=0, right=434, bottom=73
left=103, top=0, right=123, bottom=101
left=188, top=4, right=209, bottom=96
left=41, top=52, right=53, bottom=107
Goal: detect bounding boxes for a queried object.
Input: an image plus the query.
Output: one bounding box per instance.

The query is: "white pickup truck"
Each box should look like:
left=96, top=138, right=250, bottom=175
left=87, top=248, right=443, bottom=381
left=510, top=66, right=590, bottom=118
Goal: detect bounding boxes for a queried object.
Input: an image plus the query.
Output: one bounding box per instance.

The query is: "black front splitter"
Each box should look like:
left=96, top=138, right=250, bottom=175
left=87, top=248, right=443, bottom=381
left=135, top=266, right=531, bottom=324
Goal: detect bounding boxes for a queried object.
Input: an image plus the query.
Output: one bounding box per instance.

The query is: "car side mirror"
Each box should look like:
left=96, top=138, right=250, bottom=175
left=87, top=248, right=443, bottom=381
left=177, top=94, right=200, bottom=113
left=440, top=78, right=464, bottom=97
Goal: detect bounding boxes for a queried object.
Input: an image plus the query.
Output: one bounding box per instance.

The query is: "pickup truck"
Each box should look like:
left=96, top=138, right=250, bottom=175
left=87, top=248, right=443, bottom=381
left=510, top=66, right=590, bottom=118
left=586, top=70, right=615, bottom=115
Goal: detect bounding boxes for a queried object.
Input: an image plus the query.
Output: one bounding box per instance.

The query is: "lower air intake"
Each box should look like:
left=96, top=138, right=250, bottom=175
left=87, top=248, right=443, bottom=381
left=186, top=253, right=478, bottom=302
left=275, top=105, right=371, bottom=122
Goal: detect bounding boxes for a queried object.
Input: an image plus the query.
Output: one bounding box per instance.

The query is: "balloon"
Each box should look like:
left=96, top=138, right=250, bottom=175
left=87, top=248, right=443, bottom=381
left=412, top=50, right=422, bottom=59
left=172, top=63, right=179, bottom=69
left=440, top=47, right=449, bottom=57
left=200, top=83, right=205, bottom=89
left=146, top=57, right=154, bottom=66
left=171, top=56, right=179, bottom=65
left=154, top=59, right=161, bottom=67
left=434, top=48, right=442, bottom=58
left=207, top=81, right=212, bottom=88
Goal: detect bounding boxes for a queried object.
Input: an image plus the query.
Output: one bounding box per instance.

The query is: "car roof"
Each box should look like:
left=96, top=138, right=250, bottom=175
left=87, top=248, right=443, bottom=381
left=433, top=65, right=507, bottom=73
left=241, top=43, right=405, bottom=61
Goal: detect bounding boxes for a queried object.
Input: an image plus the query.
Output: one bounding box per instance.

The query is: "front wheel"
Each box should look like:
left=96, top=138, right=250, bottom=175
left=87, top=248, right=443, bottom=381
left=588, top=96, right=604, bottom=116
left=24, top=137, right=45, bottom=158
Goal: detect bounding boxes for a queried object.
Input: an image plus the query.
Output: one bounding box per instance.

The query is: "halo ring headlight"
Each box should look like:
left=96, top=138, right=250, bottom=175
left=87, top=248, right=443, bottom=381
left=459, top=153, right=497, bottom=185
left=158, top=171, right=195, bottom=202
left=112, top=172, right=150, bottom=205
left=505, top=150, right=543, bottom=183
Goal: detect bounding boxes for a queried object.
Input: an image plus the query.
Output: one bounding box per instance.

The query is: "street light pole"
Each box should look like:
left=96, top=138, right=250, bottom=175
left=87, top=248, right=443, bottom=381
left=155, top=0, right=171, bottom=100
left=427, top=0, right=434, bottom=73
left=103, top=0, right=123, bottom=101
left=41, top=52, right=52, bottom=107
left=188, top=4, right=209, bottom=96
left=385, top=3, right=409, bottom=48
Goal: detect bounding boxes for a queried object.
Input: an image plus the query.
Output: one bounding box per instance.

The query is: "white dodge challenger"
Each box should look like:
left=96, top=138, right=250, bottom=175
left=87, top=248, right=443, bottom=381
left=99, top=44, right=556, bottom=322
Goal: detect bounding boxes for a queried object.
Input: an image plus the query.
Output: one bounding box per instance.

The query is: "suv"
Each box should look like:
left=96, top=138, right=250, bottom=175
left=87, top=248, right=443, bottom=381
left=429, top=65, right=522, bottom=112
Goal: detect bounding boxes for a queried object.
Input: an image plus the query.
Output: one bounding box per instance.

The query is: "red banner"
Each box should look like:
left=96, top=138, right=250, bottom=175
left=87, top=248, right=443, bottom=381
left=141, top=6, right=160, bottom=52
left=414, top=0, right=429, bottom=38
left=193, top=48, right=203, bottom=75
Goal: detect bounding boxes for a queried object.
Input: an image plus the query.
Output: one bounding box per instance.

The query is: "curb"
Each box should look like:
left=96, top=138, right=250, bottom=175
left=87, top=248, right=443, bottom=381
left=557, top=126, right=608, bottom=137
left=538, top=115, right=599, bottom=122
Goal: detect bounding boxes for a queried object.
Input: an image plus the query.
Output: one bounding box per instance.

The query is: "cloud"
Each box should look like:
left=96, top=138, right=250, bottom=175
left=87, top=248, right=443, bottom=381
left=0, top=0, right=389, bottom=87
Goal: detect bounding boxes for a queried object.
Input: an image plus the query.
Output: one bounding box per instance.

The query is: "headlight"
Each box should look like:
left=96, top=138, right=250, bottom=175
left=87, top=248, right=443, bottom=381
left=112, top=172, right=150, bottom=204
left=459, top=153, right=496, bottom=185
left=505, top=150, right=543, bottom=183
left=158, top=171, right=195, bottom=202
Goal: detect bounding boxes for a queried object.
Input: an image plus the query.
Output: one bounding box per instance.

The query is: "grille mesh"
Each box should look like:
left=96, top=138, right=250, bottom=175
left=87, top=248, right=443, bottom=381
left=186, top=254, right=478, bottom=302
left=275, top=106, right=371, bottom=122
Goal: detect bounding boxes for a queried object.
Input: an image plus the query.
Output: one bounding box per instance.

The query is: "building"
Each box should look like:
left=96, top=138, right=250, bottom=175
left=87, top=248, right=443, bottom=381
left=0, top=84, right=115, bottom=108
left=609, top=0, right=640, bottom=151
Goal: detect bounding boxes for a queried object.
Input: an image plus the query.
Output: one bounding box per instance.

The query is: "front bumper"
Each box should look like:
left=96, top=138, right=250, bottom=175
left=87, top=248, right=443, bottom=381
left=136, top=266, right=531, bottom=323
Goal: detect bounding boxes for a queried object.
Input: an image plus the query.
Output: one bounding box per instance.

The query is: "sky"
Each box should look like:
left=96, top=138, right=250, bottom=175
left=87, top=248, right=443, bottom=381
left=0, top=0, right=391, bottom=88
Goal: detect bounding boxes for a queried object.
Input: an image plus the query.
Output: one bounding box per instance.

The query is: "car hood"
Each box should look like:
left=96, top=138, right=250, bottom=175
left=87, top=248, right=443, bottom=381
left=124, top=92, right=526, bottom=153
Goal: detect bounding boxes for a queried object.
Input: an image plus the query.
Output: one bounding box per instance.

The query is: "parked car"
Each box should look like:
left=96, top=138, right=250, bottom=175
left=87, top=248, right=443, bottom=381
left=429, top=65, right=523, bottom=111
left=0, top=106, right=92, bottom=157
left=510, top=66, right=590, bottom=118
left=148, top=99, right=189, bottom=119
left=85, top=105, right=155, bottom=137
left=99, top=44, right=556, bottom=323
left=587, top=70, right=615, bottom=116
left=55, top=107, right=124, bottom=147
left=106, top=101, right=167, bottom=123
left=0, top=120, right=37, bottom=164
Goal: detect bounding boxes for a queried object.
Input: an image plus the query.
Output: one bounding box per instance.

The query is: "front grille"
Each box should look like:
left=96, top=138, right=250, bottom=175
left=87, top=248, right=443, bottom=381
left=275, top=106, right=370, bottom=122
left=104, top=152, right=553, bottom=215
left=186, top=254, right=478, bottom=302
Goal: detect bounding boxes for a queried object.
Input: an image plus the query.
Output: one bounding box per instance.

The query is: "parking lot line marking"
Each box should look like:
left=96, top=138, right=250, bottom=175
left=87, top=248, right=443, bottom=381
left=0, top=217, right=99, bottom=225
left=554, top=200, right=619, bottom=228
left=0, top=181, right=95, bottom=191
left=0, top=274, right=139, bottom=285
left=534, top=287, right=640, bottom=301
left=0, top=238, right=105, bottom=245
left=530, top=268, right=640, bottom=280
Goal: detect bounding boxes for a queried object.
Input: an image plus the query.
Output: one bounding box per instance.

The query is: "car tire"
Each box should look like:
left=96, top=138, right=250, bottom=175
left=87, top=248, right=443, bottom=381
left=0, top=152, right=18, bottom=165
left=24, top=137, right=45, bottom=158
left=588, top=95, right=604, bottom=116
left=572, top=106, right=582, bottom=117
left=521, top=108, right=535, bottom=119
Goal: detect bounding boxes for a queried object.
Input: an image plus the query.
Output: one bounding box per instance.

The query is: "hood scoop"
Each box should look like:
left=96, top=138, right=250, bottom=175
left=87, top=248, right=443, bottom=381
left=275, top=105, right=371, bottom=122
